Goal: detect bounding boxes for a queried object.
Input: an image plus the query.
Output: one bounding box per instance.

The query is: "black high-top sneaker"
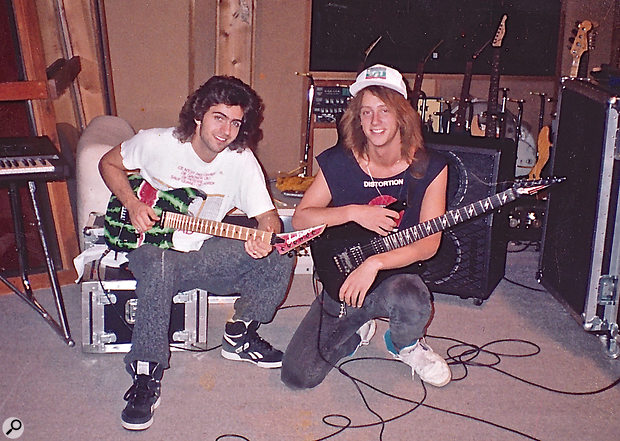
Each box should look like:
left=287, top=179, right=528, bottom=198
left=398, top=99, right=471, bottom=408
left=221, top=320, right=283, bottom=368
left=121, top=361, right=163, bottom=430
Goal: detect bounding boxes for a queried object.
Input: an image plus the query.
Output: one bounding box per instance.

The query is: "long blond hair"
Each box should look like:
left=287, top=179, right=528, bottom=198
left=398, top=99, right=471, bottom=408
left=339, top=86, right=427, bottom=175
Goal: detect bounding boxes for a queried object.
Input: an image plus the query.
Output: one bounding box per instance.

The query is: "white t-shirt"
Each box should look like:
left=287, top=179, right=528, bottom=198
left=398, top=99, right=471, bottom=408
left=120, top=127, right=274, bottom=251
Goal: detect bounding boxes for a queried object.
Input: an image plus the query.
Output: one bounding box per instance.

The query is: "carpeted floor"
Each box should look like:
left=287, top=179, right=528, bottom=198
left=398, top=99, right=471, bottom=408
left=1, top=245, right=619, bottom=441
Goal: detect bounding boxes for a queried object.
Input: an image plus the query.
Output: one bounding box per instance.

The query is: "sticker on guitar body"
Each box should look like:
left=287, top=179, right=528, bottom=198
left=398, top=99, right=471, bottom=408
left=104, top=174, right=325, bottom=254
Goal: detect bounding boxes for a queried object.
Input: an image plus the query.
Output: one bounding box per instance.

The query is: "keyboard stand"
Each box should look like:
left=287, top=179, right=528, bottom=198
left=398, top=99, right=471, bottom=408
left=0, top=181, right=74, bottom=346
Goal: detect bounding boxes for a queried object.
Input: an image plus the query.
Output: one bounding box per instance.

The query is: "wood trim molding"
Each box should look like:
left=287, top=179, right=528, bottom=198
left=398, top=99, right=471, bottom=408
left=0, top=80, right=48, bottom=100
left=9, top=0, right=79, bottom=274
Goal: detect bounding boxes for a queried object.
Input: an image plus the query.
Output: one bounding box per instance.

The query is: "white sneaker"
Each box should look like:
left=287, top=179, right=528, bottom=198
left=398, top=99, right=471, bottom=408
left=348, top=319, right=377, bottom=357
left=357, top=319, right=377, bottom=345
left=396, top=338, right=451, bottom=387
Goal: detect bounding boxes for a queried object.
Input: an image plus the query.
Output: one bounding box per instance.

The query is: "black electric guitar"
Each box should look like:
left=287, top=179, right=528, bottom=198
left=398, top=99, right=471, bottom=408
left=410, top=40, right=444, bottom=118
left=471, top=14, right=508, bottom=138
left=452, top=55, right=475, bottom=134
left=311, top=177, right=564, bottom=302
left=104, top=174, right=325, bottom=253
left=452, top=36, right=490, bottom=134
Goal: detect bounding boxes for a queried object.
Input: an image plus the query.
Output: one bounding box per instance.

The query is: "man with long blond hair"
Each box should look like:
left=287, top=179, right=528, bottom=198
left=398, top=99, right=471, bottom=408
left=281, top=64, right=451, bottom=389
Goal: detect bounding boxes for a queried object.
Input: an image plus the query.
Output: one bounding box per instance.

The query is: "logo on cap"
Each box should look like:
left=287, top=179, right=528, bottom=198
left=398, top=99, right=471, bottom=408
left=365, top=66, right=387, bottom=80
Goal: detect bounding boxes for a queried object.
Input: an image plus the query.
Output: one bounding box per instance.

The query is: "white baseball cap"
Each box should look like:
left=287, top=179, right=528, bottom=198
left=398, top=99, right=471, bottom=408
left=349, top=64, right=407, bottom=99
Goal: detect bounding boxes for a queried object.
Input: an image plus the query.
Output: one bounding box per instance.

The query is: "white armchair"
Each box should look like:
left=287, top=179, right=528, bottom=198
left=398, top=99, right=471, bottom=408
left=75, top=115, right=135, bottom=249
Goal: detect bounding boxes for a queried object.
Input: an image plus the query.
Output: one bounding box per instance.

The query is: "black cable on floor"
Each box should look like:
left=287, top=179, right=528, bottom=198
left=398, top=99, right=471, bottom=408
left=502, top=276, right=546, bottom=292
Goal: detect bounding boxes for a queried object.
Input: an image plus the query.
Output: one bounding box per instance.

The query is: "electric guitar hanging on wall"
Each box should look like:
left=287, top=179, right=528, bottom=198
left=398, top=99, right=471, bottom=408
left=452, top=37, right=489, bottom=134
left=104, top=174, right=325, bottom=253
left=452, top=54, right=476, bottom=134
left=410, top=40, right=444, bottom=110
left=471, top=14, right=508, bottom=138
left=311, top=177, right=564, bottom=302
left=529, top=20, right=595, bottom=179
left=568, top=20, right=593, bottom=79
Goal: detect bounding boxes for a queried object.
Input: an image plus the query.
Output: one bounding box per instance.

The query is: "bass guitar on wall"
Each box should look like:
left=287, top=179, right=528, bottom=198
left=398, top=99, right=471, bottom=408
left=568, top=20, right=594, bottom=79
left=104, top=174, right=325, bottom=254
left=310, top=177, right=564, bottom=303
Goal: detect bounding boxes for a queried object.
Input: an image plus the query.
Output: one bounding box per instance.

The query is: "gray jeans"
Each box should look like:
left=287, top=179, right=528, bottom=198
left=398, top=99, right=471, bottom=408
left=281, top=273, right=432, bottom=389
left=124, top=237, right=295, bottom=369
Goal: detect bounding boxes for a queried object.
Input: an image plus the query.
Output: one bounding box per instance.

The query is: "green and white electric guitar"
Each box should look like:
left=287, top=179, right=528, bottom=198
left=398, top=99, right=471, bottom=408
left=104, top=174, right=325, bottom=253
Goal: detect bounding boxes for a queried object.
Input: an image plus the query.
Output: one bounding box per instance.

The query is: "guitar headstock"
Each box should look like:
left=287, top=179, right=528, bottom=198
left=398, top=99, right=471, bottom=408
left=569, top=20, right=593, bottom=73
left=492, top=15, right=508, bottom=48
left=273, top=224, right=326, bottom=255
left=514, top=177, right=566, bottom=196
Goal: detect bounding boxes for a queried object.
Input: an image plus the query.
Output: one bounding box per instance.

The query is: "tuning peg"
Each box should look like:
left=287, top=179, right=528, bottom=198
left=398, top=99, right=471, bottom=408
left=571, top=29, right=577, bottom=35
left=568, top=37, right=575, bottom=44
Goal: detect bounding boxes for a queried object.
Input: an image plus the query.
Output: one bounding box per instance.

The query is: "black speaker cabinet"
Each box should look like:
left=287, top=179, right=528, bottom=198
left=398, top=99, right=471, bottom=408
left=422, top=133, right=516, bottom=303
left=538, top=79, right=620, bottom=356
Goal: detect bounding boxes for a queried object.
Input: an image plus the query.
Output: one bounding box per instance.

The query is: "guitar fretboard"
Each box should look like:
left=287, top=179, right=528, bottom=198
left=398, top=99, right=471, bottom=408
left=375, top=188, right=516, bottom=254
left=162, top=212, right=274, bottom=243
left=485, top=48, right=502, bottom=138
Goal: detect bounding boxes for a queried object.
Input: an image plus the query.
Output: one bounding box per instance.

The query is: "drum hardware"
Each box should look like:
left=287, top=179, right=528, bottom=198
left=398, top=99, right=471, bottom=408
left=415, top=96, right=452, bottom=134
left=497, top=88, right=510, bottom=138
left=507, top=97, right=526, bottom=146
left=529, top=92, right=554, bottom=132
left=436, top=99, right=453, bottom=134
left=448, top=99, right=537, bottom=176
left=472, top=88, right=509, bottom=139
left=449, top=96, right=474, bottom=133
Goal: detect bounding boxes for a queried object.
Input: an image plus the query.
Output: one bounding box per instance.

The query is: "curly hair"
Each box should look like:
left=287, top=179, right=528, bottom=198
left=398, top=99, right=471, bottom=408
left=338, top=85, right=428, bottom=177
left=174, top=75, right=264, bottom=150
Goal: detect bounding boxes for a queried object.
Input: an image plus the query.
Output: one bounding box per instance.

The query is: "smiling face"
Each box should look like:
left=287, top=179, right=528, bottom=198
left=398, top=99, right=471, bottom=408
left=192, top=103, right=244, bottom=162
left=359, top=91, right=401, bottom=151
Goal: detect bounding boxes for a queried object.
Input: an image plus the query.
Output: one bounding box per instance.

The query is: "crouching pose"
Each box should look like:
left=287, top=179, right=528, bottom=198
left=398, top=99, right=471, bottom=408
left=281, top=64, right=451, bottom=389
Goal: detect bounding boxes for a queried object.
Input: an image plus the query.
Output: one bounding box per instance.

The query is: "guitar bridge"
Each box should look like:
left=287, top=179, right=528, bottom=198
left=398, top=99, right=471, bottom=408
left=334, top=245, right=363, bottom=275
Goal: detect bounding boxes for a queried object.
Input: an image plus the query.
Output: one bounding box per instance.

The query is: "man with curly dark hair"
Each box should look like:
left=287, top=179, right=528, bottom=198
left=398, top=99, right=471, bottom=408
left=99, top=75, right=294, bottom=431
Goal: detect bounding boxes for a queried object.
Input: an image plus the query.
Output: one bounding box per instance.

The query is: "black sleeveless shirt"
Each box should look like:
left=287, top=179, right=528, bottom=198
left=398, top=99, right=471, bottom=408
left=317, top=144, right=447, bottom=230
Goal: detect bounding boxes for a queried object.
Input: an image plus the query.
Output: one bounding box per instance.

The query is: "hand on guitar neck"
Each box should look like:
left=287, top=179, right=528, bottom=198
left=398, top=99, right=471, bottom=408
left=104, top=174, right=325, bottom=254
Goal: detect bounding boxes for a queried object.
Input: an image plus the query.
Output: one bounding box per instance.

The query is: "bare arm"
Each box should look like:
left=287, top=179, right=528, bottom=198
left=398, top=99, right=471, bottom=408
left=255, top=209, right=282, bottom=234
left=98, top=144, right=158, bottom=232
left=292, top=169, right=401, bottom=235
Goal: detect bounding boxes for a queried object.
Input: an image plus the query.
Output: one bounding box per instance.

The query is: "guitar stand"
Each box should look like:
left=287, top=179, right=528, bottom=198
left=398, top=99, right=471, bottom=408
left=0, top=181, right=74, bottom=346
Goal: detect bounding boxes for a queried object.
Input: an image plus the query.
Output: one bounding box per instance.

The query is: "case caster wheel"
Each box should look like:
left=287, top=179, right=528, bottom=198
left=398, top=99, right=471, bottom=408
left=473, top=298, right=483, bottom=306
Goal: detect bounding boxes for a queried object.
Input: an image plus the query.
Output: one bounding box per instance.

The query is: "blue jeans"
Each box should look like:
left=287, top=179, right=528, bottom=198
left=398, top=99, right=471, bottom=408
left=281, top=273, right=432, bottom=389
left=124, top=237, right=295, bottom=369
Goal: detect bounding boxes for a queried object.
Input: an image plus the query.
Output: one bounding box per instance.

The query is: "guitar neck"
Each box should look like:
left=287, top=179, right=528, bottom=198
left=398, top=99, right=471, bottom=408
left=569, top=54, right=583, bottom=78
left=374, top=187, right=516, bottom=255
left=453, top=60, right=474, bottom=133
left=485, top=48, right=501, bottom=137
left=162, top=211, right=275, bottom=243
left=577, top=51, right=590, bottom=79
left=411, top=61, right=425, bottom=101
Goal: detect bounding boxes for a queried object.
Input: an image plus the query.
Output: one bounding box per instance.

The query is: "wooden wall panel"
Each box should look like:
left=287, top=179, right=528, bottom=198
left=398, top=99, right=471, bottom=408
left=215, top=0, right=254, bottom=83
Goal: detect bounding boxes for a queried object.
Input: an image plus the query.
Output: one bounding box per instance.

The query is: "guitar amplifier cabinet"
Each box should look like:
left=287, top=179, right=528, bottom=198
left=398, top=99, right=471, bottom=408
left=81, top=263, right=208, bottom=353
left=421, top=133, right=516, bottom=303
left=538, top=79, right=620, bottom=357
